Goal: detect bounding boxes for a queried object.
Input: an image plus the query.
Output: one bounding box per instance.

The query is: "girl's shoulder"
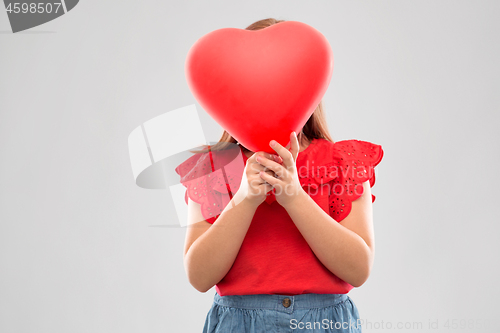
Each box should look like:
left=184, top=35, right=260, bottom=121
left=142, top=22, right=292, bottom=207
left=298, top=138, right=384, bottom=168
left=175, top=144, right=244, bottom=183
left=174, top=144, right=246, bottom=224
left=298, top=138, right=384, bottom=222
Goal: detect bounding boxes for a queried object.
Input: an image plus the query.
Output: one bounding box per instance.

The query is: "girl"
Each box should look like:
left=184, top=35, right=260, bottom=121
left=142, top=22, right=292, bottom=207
left=176, top=18, right=384, bottom=333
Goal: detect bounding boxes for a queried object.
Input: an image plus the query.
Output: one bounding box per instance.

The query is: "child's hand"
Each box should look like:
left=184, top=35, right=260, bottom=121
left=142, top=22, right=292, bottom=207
left=238, top=151, right=283, bottom=207
left=256, top=131, right=305, bottom=208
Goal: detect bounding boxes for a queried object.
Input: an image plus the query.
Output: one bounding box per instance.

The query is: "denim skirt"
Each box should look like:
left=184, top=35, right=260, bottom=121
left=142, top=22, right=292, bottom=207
left=202, top=291, right=362, bottom=333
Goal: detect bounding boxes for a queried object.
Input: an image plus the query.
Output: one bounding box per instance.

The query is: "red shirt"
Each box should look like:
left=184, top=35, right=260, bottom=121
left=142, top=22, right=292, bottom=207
left=175, top=138, right=384, bottom=296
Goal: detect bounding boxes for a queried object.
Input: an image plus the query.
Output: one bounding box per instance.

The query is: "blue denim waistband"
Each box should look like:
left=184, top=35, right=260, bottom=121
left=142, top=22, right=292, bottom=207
left=213, top=292, right=348, bottom=313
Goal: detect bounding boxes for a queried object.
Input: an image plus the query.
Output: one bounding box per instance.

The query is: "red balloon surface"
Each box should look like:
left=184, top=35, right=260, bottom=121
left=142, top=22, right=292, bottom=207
left=185, top=21, right=333, bottom=154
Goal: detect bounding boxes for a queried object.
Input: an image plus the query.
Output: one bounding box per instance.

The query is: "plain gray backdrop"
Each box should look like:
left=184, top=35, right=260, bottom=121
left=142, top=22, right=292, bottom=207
left=1, top=1, right=499, bottom=332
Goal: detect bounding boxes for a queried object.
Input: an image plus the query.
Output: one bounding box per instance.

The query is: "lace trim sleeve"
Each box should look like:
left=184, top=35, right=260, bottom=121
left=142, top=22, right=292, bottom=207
left=174, top=147, right=245, bottom=224
left=327, top=140, right=384, bottom=222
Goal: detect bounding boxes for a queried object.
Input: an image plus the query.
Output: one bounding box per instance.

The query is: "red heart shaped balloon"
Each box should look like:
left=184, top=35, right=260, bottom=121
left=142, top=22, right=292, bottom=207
left=185, top=21, right=333, bottom=153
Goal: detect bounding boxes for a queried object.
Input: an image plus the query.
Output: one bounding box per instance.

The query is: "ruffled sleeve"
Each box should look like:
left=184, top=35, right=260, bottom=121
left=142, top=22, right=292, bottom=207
left=174, top=146, right=245, bottom=224
left=327, top=140, right=384, bottom=222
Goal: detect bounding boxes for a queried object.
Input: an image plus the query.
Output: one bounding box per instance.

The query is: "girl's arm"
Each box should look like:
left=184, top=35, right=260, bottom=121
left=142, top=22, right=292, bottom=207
left=183, top=190, right=259, bottom=293
left=283, top=180, right=375, bottom=288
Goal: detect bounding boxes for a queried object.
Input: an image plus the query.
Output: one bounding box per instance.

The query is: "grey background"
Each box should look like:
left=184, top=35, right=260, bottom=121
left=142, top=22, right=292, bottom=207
left=1, top=1, right=499, bottom=332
